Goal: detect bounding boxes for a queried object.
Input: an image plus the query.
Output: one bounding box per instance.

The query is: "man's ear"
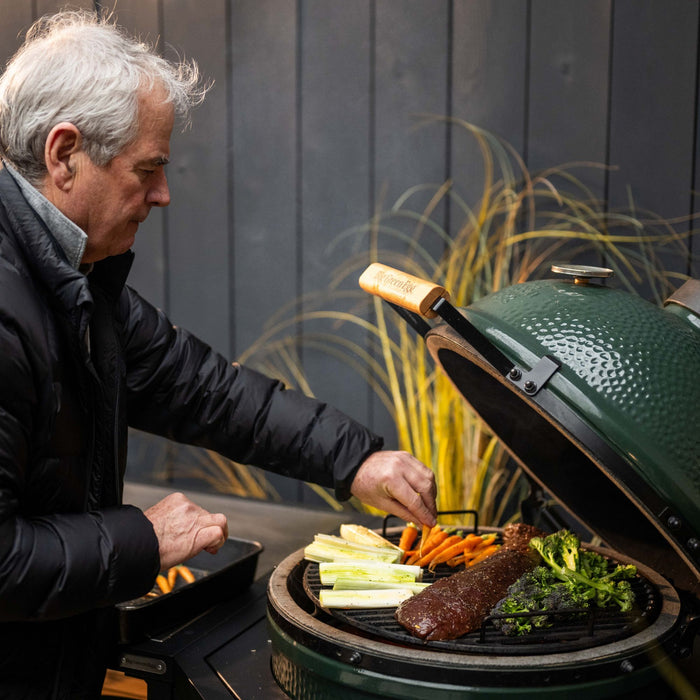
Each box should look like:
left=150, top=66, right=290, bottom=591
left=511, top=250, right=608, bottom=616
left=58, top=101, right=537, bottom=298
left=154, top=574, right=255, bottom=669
left=44, top=122, right=82, bottom=191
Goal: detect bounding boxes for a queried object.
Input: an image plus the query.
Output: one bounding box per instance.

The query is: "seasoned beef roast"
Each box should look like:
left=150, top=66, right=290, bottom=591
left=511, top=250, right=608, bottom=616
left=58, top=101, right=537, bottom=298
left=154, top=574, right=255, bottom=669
left=394, top=524, right=544, bottom=641
left=501, top=522, right=546, bottom=554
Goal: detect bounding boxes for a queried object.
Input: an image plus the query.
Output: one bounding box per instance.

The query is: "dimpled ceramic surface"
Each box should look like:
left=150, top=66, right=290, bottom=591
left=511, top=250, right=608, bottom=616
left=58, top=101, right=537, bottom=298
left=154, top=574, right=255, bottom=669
left=462, top=280, right=700, bottom=536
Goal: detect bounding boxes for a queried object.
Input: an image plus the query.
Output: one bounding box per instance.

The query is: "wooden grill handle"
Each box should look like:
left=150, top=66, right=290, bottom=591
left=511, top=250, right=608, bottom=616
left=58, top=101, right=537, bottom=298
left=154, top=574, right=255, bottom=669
left=359, top=263, right=450, bottom=318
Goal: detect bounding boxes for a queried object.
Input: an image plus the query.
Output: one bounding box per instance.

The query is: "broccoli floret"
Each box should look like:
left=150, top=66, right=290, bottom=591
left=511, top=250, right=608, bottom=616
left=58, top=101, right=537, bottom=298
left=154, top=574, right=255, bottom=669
left=492, top=531, right=639, bottom=637
left=491, top=595, right=538, bottom=636
left=560, top=531, right=580, bottom=571
left=529, top=530, right=582, bottom=577
left=490, top=566, right=589, bottom=636
left=529, top=530, right=638, bottom=613
left=578, top=549, right=610, bottom=580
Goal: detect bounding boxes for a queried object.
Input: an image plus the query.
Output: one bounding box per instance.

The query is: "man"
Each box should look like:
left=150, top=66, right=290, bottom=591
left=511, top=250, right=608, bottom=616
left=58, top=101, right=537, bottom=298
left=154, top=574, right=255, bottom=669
left=0, top=10, right=436, bottom=699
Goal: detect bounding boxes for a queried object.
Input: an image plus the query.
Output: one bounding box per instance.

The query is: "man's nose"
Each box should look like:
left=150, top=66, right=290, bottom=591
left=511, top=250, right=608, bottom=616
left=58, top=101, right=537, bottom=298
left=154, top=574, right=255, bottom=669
left=148, top=170, right=170, bottom=207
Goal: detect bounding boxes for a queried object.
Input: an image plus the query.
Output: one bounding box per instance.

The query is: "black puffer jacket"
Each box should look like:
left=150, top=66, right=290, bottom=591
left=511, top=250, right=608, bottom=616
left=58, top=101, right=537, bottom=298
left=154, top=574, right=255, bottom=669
left=0, top=168, right=382, bottom=698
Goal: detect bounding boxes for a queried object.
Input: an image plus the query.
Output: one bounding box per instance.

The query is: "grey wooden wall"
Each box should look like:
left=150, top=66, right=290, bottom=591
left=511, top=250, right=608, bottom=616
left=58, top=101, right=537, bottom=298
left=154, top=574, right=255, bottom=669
left=2, top=1, right=699, bottom=501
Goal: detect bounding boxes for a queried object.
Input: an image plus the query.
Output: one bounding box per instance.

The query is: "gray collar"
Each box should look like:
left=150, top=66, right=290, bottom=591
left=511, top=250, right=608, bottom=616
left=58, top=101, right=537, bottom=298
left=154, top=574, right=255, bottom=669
left=3, top=162, right=87, bottom=269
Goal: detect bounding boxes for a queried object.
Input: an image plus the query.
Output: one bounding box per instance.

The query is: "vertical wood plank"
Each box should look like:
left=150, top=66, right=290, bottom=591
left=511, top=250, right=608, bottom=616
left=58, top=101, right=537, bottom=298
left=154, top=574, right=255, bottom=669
left=299, top=0, right=373, bottom=434
left=528, top=0, right=611, bottom=199
left=229, top=0, right=299, bottom=501
left=374, top=0, right=450, bottom=227
left=609, top=0, right=698, bottom=217
left=110, top=1, right=167, bottom=310
left=0, top=2, right=34, bottom=61
left=300, top=0, right=370, bottom=296
left=230, top=0, right=298, bottom=358
left=162, top=0, right=230, bottom=354
left=371, top=1, right=451, bottom=448
left=608, top=0, right=698, bottom=294
left=35, top=0, right=94, bottom=15
left=526, top=0, right=612, bottom=270
left=451, top=0, right=529, bottom=219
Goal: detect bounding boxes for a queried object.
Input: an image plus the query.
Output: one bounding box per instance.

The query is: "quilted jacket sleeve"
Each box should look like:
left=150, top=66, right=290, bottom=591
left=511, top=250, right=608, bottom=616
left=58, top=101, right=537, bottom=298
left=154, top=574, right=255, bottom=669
left=0, top=295, right=159, bottom=622
left=121, top=287, right=383, bottom=500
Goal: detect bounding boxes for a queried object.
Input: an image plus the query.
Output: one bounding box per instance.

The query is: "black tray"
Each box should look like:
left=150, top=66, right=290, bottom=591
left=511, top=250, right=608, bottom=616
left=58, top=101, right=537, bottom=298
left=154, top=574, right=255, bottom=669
left=116, top=537, right=263, bottom=643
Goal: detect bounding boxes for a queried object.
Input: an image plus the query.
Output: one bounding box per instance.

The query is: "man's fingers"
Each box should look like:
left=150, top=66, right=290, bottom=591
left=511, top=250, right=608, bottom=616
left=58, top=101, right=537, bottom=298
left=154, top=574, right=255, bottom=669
left=145, top=495, right=230, bottom=569
left=195, top=513, right=228, bottom=554
left=195, top=524, right=226, bottom=554
left=402, top=469, right=437, bottom=519
left=386, top=480, right=437, bottom=527
left=349, top=450, right=438, bottom=526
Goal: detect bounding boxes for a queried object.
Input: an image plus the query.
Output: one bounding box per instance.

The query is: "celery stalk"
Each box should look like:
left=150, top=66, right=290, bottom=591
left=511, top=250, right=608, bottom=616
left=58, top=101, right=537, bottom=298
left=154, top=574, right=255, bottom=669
left=339, top=524, right=402, bottom=552
left=318, top=560, right=422, bottom=585
left=318, top=588, right=414, bottom=608
left=313, top=533, right=402, bottom=558
left=304, top=541, right=400, bottom=564
left=332, top=578, right=429, bottom=593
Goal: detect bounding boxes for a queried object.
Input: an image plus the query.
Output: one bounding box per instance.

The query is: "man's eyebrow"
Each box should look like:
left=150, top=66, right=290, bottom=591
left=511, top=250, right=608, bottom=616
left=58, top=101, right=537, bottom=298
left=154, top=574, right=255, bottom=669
left=140, top=155, right=169, bottom=167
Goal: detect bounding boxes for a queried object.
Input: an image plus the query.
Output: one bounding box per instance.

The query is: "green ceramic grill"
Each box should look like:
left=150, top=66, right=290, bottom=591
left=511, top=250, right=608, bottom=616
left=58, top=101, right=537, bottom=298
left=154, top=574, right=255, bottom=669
left=265, top=263, right=699, bottom=700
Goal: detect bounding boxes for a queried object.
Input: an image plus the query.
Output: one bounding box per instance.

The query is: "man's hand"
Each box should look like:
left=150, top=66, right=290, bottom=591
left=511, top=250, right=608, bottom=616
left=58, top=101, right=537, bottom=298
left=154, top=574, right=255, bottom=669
left=144, top=492, right=229, bottom=571
left=350, top=451, right=437, bottom=527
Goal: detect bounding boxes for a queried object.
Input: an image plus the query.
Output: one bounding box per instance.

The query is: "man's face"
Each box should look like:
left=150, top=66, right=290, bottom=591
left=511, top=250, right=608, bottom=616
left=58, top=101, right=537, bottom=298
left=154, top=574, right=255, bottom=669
left=69, top=90, right=174, bottom=263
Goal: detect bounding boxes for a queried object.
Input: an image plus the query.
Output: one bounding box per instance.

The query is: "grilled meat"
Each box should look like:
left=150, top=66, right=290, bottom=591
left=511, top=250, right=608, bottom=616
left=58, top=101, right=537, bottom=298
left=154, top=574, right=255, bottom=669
left=501, top=523, right=546, bottom=555
left=394, top=524, right=545, bottom=641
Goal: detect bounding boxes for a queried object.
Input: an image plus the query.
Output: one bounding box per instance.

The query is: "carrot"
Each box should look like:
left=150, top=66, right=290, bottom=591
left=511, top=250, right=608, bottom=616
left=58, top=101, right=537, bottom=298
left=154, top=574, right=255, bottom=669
left=414, top=534, right=463, bottom=568
left=462, top=532, right=486, bottom=552
left=156, top=574, right=171, bottom=594
left=466, top=533, right=496, bottom=555
left=398, top=523, right=419, bottom=553
left=420, top=525, right=446, bottom=551
left=445, top=534, right=497, bottom=567
left=167, top=566, right=178, bottom=589
left=446, top=554, right=467, bottom=567
left=418, top=524, right=436, bottom=552
left=427, top=534, right=481, bottom=570
left=177, top=565, right=196, bottom=584
left=478, top=533, right=497, bottom=548
left=467, top=544, right=500, bottom=567
left=405, top=526, right=448, bottom=565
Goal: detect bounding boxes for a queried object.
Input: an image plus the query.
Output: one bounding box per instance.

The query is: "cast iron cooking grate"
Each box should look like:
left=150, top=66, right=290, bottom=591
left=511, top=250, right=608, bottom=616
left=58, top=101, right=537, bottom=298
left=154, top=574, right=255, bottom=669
left=302, top=537, right=661, bottom=656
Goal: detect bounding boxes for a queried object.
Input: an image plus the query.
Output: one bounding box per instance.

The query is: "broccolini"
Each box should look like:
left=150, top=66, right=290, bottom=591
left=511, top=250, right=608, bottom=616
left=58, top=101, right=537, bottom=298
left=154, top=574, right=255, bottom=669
left=491, top=529, right=637, bottom=636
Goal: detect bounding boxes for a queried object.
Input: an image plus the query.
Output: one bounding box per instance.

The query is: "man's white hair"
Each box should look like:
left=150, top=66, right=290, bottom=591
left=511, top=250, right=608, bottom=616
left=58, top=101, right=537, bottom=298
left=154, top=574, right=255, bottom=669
left=0, top=10, right=207, bottom=185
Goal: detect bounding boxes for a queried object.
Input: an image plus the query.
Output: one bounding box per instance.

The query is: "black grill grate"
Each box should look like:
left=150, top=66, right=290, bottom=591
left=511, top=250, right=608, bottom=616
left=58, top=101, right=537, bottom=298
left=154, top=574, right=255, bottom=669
left=301, top=538, right=661, bottom=656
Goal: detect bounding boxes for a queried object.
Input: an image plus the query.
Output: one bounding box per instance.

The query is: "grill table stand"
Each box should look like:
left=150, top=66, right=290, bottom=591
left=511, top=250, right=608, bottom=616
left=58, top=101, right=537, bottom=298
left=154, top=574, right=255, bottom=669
left=113, top=572, right=285, bottom=700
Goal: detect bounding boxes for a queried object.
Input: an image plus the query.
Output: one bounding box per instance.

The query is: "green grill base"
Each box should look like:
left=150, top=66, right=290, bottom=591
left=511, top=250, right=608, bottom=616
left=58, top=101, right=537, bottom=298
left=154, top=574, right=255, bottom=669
left=268, top=613, right=668, bottom=700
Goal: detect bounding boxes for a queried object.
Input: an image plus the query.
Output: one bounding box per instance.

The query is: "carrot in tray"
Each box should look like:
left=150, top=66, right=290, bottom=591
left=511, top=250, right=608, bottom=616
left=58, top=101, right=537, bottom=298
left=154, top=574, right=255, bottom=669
left=177, top=565, right=196, bottom=584
left=156, top=574, right=172, bottom=594
left=167, top=566, right=178, bottom=589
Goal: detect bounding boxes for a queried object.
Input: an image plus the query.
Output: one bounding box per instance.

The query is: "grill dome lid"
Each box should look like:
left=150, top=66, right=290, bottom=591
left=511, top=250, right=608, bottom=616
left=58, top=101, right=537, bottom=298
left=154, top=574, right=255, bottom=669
left=360, top=263, right=700, bottom=593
